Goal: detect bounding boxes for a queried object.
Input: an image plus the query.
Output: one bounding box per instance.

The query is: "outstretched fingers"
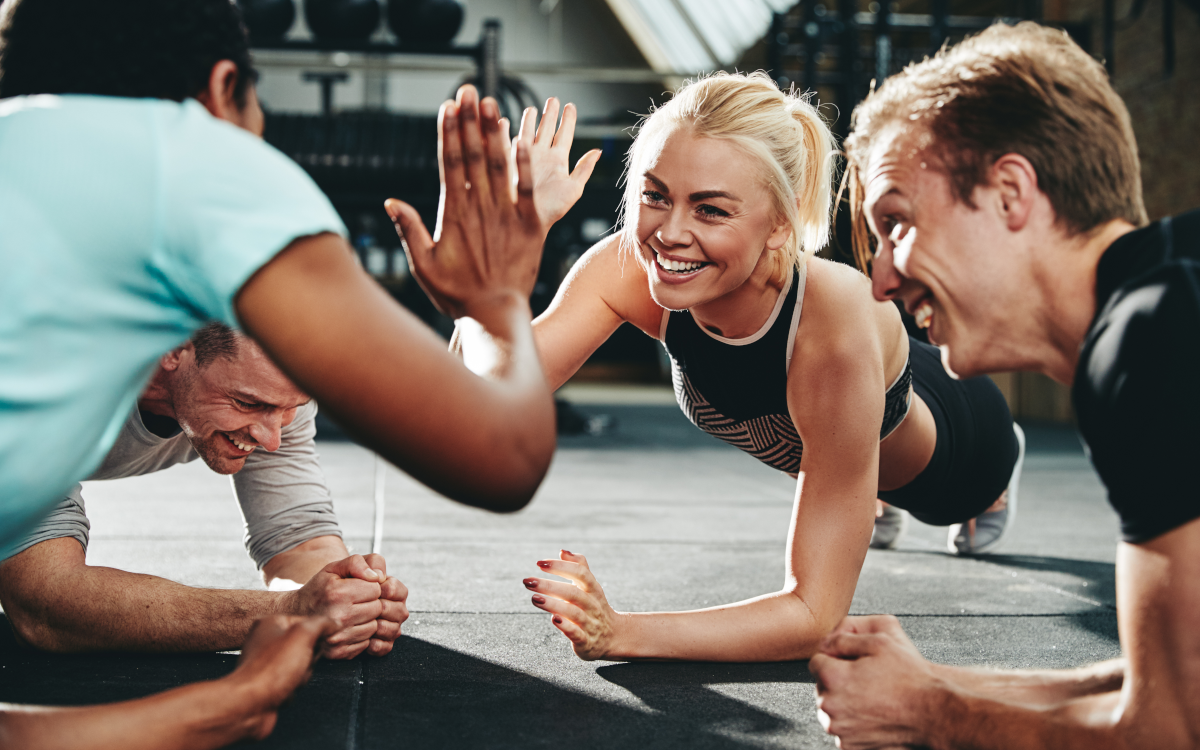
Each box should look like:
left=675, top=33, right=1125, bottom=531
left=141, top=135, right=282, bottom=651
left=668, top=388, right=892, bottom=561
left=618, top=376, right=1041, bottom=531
left=386, top=199, right=433, bottom=263
left=456, top=85, right=491, bottom=201
left=480, top=97, right=513, bottom=209
left=513, top=140, right=535, bottom=222
left=535, top=97, right=561, bottom=146
left=552, top=101, right=576, bottom=150
left=437, top=100, right=467, bottom=207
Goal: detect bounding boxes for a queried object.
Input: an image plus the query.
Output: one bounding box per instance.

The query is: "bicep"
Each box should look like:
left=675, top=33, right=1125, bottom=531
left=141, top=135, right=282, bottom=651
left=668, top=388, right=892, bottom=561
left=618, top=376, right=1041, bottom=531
left=534, top=238, right=658, bottom=390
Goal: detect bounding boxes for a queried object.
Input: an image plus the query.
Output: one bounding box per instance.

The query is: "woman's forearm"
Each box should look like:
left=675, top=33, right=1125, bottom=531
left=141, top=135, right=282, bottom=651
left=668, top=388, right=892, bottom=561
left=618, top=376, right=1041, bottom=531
left=607, top=589, right=831, bottom=662
left=0, top=679, right=265, bottom=750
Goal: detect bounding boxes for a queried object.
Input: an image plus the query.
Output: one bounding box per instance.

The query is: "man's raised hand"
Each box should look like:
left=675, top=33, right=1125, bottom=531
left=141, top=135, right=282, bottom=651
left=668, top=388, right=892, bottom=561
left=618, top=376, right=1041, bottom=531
left=385, top=84, right=542, bottom=321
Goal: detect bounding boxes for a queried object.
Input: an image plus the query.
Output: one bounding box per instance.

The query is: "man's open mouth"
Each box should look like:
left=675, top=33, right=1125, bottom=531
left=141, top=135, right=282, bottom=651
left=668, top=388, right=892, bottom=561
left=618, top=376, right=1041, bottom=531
left=223, top=433, right=255, bottom=453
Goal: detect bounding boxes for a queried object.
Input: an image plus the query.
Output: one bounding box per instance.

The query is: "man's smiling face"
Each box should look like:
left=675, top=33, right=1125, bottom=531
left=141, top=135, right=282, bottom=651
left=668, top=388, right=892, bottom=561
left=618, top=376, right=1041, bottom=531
left=864, top=125, right=1035, bottom=379
left=166, top=340, right=310, bottom=475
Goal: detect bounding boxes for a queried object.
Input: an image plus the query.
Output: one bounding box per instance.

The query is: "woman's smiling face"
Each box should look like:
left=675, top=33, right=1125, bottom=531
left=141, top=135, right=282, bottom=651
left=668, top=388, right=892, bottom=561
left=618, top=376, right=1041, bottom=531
left=633, top=128, right=790, bottom=317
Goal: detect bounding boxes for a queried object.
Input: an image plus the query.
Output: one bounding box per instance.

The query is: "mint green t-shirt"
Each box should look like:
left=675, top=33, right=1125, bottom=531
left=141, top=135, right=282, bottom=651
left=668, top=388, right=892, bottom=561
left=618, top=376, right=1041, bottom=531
left=0, top=95, right=347, bottom=552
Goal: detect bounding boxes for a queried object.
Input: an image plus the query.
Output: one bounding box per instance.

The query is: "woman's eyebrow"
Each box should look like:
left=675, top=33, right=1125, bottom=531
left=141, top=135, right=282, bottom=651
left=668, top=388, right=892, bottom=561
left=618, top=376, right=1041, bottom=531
left=643, top=172, right=669, bottom=192
left=689, top=190, right=739, bottom=202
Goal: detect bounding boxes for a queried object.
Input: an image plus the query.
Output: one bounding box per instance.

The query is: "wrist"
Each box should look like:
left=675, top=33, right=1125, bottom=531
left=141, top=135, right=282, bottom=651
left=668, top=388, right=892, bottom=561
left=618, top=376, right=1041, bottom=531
left=918, top=673, right=967, bottom=750
left=460, top=290, right=530, bottom=331
left=603, top=612, right=638, bottom=660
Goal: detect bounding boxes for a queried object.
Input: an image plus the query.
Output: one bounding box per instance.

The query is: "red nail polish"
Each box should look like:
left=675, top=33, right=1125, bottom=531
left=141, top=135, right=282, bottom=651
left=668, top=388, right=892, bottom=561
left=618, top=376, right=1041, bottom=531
left=532, top=594, right=545, bottom=604
left=561, top=550, right=574, bottom=556
left=537, top=561, right=551, bottom=569
left=523, top=578, right=538, bottom=589
left=552, top=616, right=562, bottom=625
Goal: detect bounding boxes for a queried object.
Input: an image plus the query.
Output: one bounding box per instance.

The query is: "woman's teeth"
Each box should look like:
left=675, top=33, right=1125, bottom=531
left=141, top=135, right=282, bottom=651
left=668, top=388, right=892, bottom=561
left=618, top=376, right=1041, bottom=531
left=656, top=253, right=705, bottom=273
left=914, top=300, right=933, bottom=329
left=228, top=435, right=254, bottom=452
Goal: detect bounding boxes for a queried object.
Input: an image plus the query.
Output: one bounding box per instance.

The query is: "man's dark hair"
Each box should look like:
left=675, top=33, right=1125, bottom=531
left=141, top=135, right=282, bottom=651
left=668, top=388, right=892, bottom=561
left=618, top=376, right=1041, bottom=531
left=192, top=321, right=242, bottom=367
left=0, top=0, right=258, bottom=104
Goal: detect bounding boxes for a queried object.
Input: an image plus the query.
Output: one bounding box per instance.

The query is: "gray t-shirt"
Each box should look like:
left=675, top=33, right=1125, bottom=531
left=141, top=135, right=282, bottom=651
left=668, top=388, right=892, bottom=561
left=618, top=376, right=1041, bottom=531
left=5, top=401, right=341, bottom=569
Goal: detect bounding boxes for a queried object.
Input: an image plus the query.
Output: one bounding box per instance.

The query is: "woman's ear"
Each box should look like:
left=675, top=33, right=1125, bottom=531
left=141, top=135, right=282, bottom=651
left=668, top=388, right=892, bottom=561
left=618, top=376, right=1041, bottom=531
left=766, top=220, right=793, bottom=252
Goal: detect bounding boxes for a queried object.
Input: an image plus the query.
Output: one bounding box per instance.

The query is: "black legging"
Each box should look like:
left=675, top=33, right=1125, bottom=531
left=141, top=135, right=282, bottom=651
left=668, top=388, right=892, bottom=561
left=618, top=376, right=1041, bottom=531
left=878, top=338, right=1019, bottom=526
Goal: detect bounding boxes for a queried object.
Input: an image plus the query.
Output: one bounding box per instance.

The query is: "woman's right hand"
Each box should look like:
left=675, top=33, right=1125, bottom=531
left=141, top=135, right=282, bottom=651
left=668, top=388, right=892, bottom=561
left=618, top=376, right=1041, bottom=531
left=228, top=615, right=333, bottom=740
left=515, top=98, right=600, bottom=233
left=385, top=84, right=541, bottom=321
left=524, top=550, right=622, bottom=661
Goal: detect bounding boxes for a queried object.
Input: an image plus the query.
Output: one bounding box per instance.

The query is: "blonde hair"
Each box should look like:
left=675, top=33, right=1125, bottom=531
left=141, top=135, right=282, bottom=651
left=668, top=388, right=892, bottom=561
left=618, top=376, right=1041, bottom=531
left=844, top=22, right=1147, bottom=272
left=618, top=71, right=836, bottom=276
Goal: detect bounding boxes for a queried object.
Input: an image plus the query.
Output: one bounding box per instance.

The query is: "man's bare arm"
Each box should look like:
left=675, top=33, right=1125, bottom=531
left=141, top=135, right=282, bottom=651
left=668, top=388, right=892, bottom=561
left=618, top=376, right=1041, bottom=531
left=928, top=658, right=1125, bottom=708
left=811, top=517, right=1200, bottom=750
left=0, top=539, right=385, bottom=659
left=0, top=616, right=329, bottom=750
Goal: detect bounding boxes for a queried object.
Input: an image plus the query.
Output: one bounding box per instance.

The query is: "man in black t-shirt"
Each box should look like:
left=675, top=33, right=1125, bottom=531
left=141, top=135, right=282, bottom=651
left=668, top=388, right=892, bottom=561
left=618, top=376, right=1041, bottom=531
left=806, top=22, right=1200, bottom=750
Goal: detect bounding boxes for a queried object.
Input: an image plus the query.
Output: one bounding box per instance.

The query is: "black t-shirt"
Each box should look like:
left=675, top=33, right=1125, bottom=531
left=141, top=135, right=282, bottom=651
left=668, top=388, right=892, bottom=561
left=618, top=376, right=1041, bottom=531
left=1073, top=209, right=1200, bottom=543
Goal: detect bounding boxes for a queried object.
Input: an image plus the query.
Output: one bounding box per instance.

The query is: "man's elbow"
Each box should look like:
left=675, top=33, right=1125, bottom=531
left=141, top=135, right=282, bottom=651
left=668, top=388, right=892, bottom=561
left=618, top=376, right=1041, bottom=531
left=3, top=606, right=73, bottom=653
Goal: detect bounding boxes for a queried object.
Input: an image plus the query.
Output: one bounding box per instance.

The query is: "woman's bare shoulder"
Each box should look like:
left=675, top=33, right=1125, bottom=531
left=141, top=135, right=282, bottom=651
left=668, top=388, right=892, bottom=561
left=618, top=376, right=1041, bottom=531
left=564, top=234, right=663, bottom=337
left=791, top=257, right=903, bottom=379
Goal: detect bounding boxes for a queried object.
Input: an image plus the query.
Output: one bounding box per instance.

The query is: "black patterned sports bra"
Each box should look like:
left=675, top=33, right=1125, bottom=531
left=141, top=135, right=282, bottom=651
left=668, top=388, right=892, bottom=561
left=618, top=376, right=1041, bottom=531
left=660, top=264, right=913, bottom=475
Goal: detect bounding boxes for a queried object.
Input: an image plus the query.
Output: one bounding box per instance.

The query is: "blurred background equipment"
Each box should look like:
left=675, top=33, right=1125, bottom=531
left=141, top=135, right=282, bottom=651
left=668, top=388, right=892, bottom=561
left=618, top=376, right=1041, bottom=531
left=304, top=0, right=383, bottom=41
left=245, top=0, right=1199, bottom=424
left=388, top=0, right=466, bottom=47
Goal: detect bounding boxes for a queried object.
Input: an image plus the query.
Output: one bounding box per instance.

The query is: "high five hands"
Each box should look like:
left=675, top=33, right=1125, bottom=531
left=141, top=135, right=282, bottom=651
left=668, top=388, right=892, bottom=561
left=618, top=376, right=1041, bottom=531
left=524, top=550, right=622, bottom=660
left=385, top=86, right=599, bottom=317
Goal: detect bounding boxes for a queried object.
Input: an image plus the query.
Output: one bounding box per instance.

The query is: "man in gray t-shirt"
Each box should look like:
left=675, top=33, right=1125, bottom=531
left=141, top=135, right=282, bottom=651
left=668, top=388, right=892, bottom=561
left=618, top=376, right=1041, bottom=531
left=0, top=323, right=407, bottom=660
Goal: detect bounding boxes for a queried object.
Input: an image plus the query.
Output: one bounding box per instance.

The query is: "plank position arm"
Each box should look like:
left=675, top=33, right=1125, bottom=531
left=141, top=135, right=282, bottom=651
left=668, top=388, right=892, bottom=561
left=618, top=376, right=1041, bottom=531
left=0, top=616, right=332, bottom=750
left=0, top=535, right=400, bottom=659
left=810, top=515, right=1200, bottom=749
left=516, top=235, right=894, bottom=661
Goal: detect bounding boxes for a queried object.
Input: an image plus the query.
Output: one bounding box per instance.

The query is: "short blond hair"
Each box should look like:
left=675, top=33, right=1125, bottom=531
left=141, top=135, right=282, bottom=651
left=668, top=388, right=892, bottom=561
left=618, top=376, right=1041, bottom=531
left=845, top=21, right=1147, bottom=270
left=619, top=71, right=836, bottom=276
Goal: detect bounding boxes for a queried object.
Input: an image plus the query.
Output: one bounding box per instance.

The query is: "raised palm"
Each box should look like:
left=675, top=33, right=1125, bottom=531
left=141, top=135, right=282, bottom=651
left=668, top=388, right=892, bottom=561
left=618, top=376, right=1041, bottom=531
left=516, top=98, right=601, bottom=232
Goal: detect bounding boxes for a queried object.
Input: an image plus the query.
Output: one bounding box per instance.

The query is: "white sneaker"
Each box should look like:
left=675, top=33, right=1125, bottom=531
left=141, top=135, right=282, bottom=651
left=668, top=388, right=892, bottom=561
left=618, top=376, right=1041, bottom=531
left=949, top=422, right=1026, bottom=555
left=871, top=502, right=909, bottom=550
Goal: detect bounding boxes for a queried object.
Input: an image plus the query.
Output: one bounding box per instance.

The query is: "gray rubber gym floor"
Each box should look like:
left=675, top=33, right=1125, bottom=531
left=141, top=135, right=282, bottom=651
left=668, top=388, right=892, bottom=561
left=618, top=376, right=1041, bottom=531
left=0, top=399, right=1119, bottom=748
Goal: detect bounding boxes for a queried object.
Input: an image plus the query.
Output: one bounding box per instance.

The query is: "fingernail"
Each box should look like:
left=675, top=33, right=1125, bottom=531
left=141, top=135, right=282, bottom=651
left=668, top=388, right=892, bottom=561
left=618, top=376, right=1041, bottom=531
left=561, top=550, right=574, bottom=556
left=552, top=616, right=563, bottom=625
left=374, top=569, right=385, bottom=579
left=537, top=561, right=552, bottom=569
left=523, top=578, right=538, bottom=589
left=532, top=594, right=546, bottom=605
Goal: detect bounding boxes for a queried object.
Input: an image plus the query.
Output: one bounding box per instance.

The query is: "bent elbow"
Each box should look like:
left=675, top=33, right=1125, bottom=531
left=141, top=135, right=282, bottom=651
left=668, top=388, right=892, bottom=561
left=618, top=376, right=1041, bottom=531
left=5, top=610, right=70, bottom=653
left=459, top=400, right=555, bottom=513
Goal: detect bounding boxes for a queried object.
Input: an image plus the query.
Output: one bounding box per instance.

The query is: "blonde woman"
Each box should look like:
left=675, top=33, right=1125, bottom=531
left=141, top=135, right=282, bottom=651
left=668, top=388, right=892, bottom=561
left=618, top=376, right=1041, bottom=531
left=472, top=73, right=1022, bottom=662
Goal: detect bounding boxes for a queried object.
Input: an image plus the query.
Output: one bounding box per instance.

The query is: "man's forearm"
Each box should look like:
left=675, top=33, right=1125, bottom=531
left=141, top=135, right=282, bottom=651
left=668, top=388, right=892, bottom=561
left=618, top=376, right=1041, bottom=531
left=934, top=658, right=1125, bottom=707
left=5, top=564, right=284, bottom=653
left=929, top=684, right=1124, bottom=750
